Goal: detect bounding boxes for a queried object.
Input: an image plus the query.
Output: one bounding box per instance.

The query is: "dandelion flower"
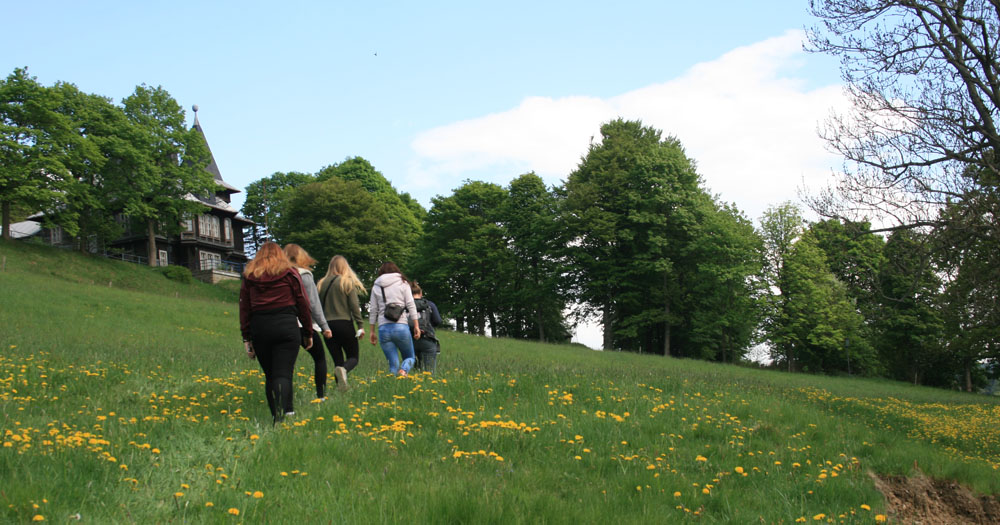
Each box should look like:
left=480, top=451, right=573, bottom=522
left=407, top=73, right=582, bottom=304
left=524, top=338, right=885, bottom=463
left=734, top=466, right=744, bottom=474
left=813, top=514, right=825, bottom=521
left=875, top=515, right=887, bottom=522
left=205, top=502, right=214, bottom=507
left=252, top=491, right=263, bottom=499
left=228, top=508, right=240, bottom=516
left=174, top=492, right=184, bottom=498
left=32, top=516, right=44, bottom=522
left=673, top=491, right=681, bottom=498
left=860, top=504, right=871, bottom=511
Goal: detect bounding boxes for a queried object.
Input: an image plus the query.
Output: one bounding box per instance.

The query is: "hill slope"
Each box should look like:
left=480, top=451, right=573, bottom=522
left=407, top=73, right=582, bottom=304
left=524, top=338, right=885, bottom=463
left=1, top=240, right=998, bottom=523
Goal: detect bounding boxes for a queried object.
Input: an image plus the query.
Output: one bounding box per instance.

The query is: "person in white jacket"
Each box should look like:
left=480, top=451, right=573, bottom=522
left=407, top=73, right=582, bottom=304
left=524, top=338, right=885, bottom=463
left=284, top=244, right=333, bottom=400
left=368, top=262, right=421, bottom=376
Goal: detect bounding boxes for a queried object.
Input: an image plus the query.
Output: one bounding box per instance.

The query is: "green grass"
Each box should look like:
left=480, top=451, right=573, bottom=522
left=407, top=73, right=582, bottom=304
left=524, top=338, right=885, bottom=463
left=1, top=239, right=998, bottom=523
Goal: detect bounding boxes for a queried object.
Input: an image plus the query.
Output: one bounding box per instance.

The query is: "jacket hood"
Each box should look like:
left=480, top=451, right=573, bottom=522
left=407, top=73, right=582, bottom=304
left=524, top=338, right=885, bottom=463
left=374, top=273, right=402, bottom=288
left=245, top=268, right=294, bottom=285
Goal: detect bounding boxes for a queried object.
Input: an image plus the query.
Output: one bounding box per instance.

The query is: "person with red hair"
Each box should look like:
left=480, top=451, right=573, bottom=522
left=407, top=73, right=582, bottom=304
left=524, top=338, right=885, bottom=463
left=239, top=242, right=313, bottom=423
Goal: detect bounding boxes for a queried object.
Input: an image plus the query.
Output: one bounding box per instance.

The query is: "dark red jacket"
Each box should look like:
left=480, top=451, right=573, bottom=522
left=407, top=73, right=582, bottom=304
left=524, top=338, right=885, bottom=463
left=239, top=268, right=312, bottom=341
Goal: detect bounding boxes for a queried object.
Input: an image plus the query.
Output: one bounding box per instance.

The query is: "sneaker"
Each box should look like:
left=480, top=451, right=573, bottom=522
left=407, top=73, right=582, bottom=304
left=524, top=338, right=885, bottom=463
left=285, top=411, right=295, bottom=416
left=334, top=367, right=349, bottom=391
left=313, top=397, right=327, bottom=403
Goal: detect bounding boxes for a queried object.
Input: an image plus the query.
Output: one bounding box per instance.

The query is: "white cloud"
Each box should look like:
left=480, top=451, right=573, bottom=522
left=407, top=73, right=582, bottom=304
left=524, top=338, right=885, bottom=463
left=407, top=29, right=848, bottom=221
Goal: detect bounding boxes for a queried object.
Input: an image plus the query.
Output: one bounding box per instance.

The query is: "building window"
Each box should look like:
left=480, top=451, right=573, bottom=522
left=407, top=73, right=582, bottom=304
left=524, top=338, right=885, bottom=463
left=158, top=250, right=168, bottom=267
left=50, top=226, right=63, bottom=245
left=182, top=215, right=193, bottom=232
left=199, top=250, right=222, bottom=270
left=198, top=214, right=210, bottom=237
left=224, top=218, right=232, bottom=243
left=211, top=216, right=220, bottom=239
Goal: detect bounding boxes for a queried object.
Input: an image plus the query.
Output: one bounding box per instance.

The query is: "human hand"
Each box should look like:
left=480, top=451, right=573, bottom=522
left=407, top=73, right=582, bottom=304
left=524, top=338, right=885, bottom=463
left=304, top=336, right=313, bottom=350
left=323, top=329, right=333, bottom=339
left=356, top=328, right=365, bottom=339
left=369, top=331, right=377, bottom=345
left=244, top=341, right=255, bottom=360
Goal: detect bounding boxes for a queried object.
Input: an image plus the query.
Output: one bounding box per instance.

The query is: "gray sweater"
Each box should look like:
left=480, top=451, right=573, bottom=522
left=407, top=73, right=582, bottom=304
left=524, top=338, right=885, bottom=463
left=297, top=268, right=330, bottom=333
left=368, top=273, right=418, bottom=326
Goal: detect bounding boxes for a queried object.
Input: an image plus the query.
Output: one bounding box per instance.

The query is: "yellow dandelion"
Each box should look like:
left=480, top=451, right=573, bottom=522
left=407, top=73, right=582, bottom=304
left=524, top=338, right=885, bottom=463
left=174, top=492, right=184, bottom=498
left=734, top=466, right=744, bottom=474
left=32, top=516, right=44, bottom=522
left=875, top=515, right=887, bottom=522
left=695, top=455, right=707, bottom=462
left=252, top=491, right=263, bottom=499
left=702, top=487, right=710, bottom=494
left=228, top=508, right=240, bottom=516
left=181, top=484, right=189, bottom=489
left=281, top=471, right=288, bottom=477
left=860, top=504, right=871, bottom=511
left=673, top=491, right=681, bottom=498
left=205, top=502, right=214, bottom=507
left=813, top=514, right=825, bottom=521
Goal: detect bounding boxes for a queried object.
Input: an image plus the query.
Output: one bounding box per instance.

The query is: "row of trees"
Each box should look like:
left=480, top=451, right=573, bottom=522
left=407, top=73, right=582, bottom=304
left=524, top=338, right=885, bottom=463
left=250, top=112, right=996, bottom=390
left=0, top=68, right=214, bottom=265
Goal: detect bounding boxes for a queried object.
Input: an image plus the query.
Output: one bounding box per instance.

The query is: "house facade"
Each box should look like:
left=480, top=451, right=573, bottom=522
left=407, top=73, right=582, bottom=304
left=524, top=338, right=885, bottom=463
left=13, top=108, right=253, bottom=283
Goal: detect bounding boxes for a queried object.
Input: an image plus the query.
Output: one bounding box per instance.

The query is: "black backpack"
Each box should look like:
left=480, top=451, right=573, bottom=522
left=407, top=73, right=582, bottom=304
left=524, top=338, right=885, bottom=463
left=414, top=298, right=437, bottom=342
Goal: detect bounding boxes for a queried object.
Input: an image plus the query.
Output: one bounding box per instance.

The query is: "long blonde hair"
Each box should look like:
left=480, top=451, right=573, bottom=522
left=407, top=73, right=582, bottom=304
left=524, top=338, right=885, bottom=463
left=244, top=242, right=292, bottom=278
left=320, top=255, right=366, bottom=295
left=283, top=243, right=317, bottom=269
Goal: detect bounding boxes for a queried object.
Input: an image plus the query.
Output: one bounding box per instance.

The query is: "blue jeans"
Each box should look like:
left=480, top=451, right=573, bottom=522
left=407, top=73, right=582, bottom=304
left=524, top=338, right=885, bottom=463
left=378, top=323, right=415, bottom=374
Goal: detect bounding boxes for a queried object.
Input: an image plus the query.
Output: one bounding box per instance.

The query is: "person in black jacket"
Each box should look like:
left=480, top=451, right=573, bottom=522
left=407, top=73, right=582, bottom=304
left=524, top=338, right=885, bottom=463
left=410, top=282, right=442, bottom=375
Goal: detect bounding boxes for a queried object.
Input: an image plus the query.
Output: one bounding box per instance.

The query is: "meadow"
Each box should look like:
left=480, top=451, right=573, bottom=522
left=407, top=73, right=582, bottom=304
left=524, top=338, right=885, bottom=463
left=1, top=240, right=998, bottom=523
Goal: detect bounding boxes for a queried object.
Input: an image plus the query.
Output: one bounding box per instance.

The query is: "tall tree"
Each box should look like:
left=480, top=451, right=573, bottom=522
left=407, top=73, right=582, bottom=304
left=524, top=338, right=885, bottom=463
left=875, top=229, right=946, bottom=385
left=773, top=231, right=874, bottom=374
left=0, top=68, right=83, bottom=240
left=674, top=196, right=764, bottom=362
left=50, top=82, right=144, bottom=250
left=275, top=177, right=404, bottom=283
left=807, top=0, right=1000, bottom=236
left=412, top=181, right=509, bottom=335
left=241, top=171, right=316, bottom=250
left=316, top=157, right=423, bottom=265
left=498, top=173, right=571, bottom=342
left=122, top=85, right=213, bottom=266
left=758, top=202, right=805, bottom=368
left=562, top=119, right=701, bottom=354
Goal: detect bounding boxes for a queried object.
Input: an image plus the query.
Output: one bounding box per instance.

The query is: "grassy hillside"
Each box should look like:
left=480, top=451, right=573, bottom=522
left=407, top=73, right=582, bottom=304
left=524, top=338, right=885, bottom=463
left=1, top=239, right=998, bottom=523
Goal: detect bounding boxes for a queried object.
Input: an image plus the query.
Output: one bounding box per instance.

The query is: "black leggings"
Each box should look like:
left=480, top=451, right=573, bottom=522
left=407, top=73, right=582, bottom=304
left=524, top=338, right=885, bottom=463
left=250, top=311, right=300, bottom=420
left=324, top=320, right=359, bottom=376
left=302, top=330, right=327, bottom=398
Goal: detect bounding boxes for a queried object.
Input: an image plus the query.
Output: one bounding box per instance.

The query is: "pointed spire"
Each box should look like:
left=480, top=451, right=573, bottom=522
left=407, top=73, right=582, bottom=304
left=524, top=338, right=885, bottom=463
left=192, top=104, right=200, bottom=128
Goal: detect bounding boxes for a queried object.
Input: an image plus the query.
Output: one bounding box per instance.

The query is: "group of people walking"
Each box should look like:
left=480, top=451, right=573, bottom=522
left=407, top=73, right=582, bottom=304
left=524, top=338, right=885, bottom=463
left=238, top=242, right=440, bottom=423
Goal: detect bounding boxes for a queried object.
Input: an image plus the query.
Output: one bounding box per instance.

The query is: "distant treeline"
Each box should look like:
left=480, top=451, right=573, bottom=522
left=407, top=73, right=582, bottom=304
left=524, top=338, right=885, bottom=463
left=241, top=119, right=998, bottom=392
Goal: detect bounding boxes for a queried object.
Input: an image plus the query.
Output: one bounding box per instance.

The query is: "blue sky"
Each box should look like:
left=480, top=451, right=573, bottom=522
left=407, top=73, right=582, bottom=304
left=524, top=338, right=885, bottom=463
left=5, top=1, right=849, bottom=347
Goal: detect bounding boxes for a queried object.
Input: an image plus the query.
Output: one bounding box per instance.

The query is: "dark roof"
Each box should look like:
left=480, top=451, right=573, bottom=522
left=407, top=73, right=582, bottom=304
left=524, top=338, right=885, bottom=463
left=192, top=112, right=240, bottom=194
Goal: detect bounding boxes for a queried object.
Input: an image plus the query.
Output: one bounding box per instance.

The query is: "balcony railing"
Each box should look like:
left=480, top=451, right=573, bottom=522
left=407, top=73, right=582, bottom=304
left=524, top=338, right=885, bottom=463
left=193, top=259, right=244, bottom=274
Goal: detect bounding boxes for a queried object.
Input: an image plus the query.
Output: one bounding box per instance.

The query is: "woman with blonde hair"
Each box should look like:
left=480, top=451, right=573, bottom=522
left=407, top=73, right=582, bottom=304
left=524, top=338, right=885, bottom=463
left=318, top=255, right=366, bottom=391
left=283, top=244, right=334, bottom=401
left=239, top=242, right=312, bottom=423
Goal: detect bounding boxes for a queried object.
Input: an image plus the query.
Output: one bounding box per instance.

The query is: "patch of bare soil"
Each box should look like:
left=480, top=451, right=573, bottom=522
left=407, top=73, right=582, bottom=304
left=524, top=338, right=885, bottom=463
left=871, top=471, right=1000, bottom=524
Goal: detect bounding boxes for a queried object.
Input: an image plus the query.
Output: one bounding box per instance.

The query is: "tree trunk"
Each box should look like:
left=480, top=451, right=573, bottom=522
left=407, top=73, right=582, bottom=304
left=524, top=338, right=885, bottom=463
left=663, top=300, right=671, bottom=357
left=965, top=365, right=973, bottom=393
left=663, top=273, right=671, bottom=357
left=602, top=303, right=614, bottom=350
left=535, top=309, right=546, bottom=342
left=1, top=201, right=10, bottom=240
left=147, top=219, right=158, bottom=267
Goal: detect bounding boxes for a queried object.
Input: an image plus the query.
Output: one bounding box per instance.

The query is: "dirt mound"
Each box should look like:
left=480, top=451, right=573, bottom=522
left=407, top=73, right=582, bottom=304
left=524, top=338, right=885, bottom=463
left=872, top=471, right=1000, bottom=524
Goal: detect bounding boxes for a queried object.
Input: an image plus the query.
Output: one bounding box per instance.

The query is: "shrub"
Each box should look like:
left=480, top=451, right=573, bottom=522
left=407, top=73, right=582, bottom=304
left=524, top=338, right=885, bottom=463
left=159, top=265, right=193, bottom=284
